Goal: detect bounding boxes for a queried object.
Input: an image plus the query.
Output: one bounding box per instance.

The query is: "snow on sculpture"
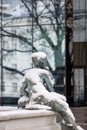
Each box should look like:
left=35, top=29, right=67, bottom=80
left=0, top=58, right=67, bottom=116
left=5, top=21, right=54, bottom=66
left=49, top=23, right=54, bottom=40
left=18, top=52, right=84, bottom=130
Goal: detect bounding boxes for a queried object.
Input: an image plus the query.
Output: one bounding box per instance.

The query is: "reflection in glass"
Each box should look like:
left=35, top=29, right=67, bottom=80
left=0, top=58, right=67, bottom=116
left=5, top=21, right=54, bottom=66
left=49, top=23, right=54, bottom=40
left=0, top=0, right=65, bottom=104
left=33, top=0, right=65, bottom=25
left=74, top=69, right=84, bottom=104
left=33, top=24, right=65, bottom=71
left=2, top=26, right=32, bottom=97
left=73, top=0, right=87, bottom=42
left=2, top=0, right=65, bottom=26
left=2, top=0, right=32, bottom=26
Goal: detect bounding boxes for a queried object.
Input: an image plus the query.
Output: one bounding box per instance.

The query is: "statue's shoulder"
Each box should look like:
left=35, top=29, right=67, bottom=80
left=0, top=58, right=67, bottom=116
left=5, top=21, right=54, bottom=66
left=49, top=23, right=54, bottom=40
left=25, top=68, right=40, bottom=75
left=25, top=68, right=34, bottom=75
left=40, top=69, right=49, bottom=75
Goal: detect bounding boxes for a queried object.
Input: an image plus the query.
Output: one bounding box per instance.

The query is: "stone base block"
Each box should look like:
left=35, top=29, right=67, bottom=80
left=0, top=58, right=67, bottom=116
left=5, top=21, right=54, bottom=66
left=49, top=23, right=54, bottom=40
left=0, top=109, right=61, bottom=130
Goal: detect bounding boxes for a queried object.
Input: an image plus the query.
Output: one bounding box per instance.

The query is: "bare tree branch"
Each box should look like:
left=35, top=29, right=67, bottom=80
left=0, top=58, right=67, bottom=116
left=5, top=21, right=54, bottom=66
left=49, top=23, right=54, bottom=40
left=0, top=64, right=24, bottom=76
left=21, top=0, right=55, bottom=48
left=2, top=28, right=37, bottom=52
left=3, top=48, right=32, bottom=53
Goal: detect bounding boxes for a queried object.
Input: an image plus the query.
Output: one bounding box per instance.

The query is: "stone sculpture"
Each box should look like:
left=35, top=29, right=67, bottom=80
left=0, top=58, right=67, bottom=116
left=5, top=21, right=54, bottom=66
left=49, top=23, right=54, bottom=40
left=18, top=52, right=84, bottom=130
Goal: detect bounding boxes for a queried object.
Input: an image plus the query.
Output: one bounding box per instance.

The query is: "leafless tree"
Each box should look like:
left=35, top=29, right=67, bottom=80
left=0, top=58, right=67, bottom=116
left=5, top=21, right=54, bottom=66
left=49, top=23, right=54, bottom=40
left=1, top=0, right=65, bottom=75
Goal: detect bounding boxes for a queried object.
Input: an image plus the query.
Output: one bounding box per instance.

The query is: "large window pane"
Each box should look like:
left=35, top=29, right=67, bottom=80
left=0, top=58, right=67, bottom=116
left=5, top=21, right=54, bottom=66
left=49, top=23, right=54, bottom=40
left=74, top=69, right=85, bottom=104
left=32, top=0, right=65, bottom=25
left=0, top=0, right=65, bottom=104
left=33, top=24, right=65, bottom=70
left=2, top=26, right=32, bottom=98
left=2, top=0, right=32, bottom=26
left=73, top=0, right=87, bottom=42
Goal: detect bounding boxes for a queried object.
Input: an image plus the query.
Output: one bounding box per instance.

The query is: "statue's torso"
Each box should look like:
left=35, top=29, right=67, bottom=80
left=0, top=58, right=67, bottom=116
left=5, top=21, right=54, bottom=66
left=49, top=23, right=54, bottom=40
left=25, top=68, right=49, bottom=94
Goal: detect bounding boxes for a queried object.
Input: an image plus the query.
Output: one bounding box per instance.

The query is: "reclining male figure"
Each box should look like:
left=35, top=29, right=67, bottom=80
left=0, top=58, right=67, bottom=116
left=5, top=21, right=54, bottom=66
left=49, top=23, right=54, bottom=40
left=18, top=52, right=84, bottom=130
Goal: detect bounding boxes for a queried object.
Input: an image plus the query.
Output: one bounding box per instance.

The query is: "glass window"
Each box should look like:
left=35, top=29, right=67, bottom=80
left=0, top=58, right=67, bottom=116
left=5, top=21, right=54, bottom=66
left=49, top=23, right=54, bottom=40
left=33, top=24, right=65, bottom=70
left=0, top=0, right=65, bottom=104
left=73, top=0, right=87, bottom=42
left=12, top=82, right=17, bottom=92
left=74, top=69, right=85, bottom=104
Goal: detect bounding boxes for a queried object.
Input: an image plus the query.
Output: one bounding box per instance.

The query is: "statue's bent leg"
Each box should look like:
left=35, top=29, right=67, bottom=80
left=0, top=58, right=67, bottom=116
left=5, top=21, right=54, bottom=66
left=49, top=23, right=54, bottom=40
left=54, top=101, right=83, bottom=130
left=18, top=95, right=29, bottom=108
left=51, top=92, right=67, bottom=102
left=29, top=92, right=84, bottom=130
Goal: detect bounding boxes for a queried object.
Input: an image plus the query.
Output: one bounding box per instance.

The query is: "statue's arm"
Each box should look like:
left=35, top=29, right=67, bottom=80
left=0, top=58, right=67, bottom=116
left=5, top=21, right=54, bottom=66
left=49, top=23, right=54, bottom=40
left=20, top=76, right=28, bottom=96
left=43, top=71, right=54, bottom=92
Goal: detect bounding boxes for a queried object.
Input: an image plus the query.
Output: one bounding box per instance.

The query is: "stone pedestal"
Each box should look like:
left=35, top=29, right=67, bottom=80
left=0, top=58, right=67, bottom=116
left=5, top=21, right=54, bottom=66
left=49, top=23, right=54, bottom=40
left=0, top=108, right=61, bottom=130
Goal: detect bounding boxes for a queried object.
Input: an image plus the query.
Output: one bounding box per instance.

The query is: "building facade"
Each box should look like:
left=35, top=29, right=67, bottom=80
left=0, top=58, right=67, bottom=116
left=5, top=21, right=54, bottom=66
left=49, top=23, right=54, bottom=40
left=73, top=0, right=87, bottom=105
left=65, top=0, right=87, bottom=106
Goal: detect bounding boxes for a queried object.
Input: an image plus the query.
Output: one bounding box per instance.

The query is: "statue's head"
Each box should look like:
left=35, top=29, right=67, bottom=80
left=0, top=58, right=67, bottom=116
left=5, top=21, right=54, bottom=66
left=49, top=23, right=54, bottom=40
left=31, top=52, right=47, bottom=68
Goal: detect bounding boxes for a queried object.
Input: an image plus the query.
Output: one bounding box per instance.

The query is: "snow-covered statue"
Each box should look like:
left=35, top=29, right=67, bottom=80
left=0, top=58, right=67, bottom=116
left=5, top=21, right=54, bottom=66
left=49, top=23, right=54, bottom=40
left=18, top=52, right=84, bottom=130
